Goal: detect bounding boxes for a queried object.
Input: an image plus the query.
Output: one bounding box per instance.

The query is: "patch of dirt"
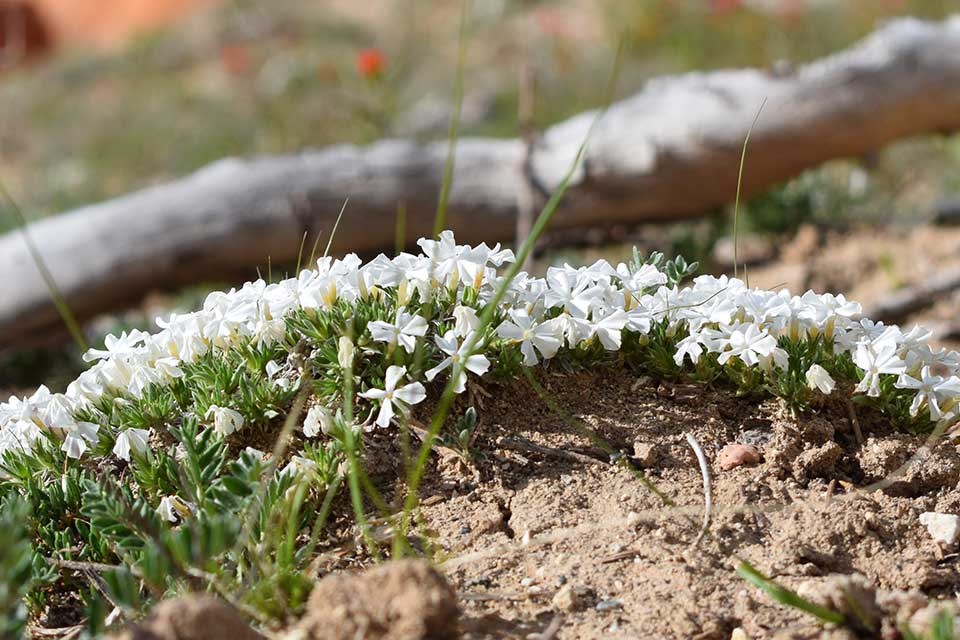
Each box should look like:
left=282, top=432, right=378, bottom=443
left=401, top=368, right=960, bottom=639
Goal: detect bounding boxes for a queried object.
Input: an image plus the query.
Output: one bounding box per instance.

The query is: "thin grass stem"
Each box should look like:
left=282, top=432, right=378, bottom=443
left=732, top=97, right=767, bottom=285
left=431, top=0, right=469, bottom=238
left=0, top=180, right=88, bottom=352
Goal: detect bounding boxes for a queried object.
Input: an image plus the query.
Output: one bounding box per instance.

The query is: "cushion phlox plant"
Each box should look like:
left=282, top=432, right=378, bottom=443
left=2, top=230, right=959, bottom=628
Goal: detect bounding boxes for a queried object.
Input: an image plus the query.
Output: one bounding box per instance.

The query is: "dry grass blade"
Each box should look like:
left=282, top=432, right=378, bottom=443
left=0, top=179, right=88, bottom=351
left=431, top=0, right=470, bottom=238
left=323, top=197, right=350, bottom=259
left=732, top=97, right=767, bottom=284
left=685, top=432, right=712, bottom=547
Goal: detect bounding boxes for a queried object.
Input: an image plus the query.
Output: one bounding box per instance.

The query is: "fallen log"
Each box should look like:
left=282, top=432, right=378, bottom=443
left=2, top=16, right=960, bottom=345
left=865, top=266, right=960, bottom=324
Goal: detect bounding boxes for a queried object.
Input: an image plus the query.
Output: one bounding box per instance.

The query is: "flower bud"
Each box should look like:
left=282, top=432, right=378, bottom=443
left=338, top=336, right=355, bottom=370
left=805, top=364, right=835, bottom=394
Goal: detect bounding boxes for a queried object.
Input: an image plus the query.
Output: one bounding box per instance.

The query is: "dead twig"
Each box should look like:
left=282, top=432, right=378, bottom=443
left=45, top=556, right=125, bottom=574
left=845, top=399, right=865, bottom=446
left=600, top=548, right=645, bottom=564
left=534, top=614, right=565, bottom=640
left=407, top=418, right=463, bottom=462
left=459, top=590, right=528, bottom=602
left=496, top=436, right=607, bottom=467
left=28, top=625, right=85, bottom=638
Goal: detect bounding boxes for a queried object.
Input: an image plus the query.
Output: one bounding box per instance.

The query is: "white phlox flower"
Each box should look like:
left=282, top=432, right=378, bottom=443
left=157, top=495, right=194, bottom=523
left=61, top=421, right=100, bottom=459
left=895, top=366, right=960, bottom=420
left=591, top=307, right=628, bottom=351
left=369, top=310, right=428, bottom=353
left=496, top=309, right=562, bottom=366
left=425, top=331, right=491, bottom=394
left=302, top=405, right=333, bottom=437
left=452, top=305, right=481, bottom=338
left=854, top=336, right=907, bottom=397
left=205, top=405, right=245, bottom=437
left=113, top=428, right=151, bottom=461
left=712, top=323, right=786, bottom=369
left=359, top=365, right=427, bottom=428
left=805, top=364, right=836, bottom=394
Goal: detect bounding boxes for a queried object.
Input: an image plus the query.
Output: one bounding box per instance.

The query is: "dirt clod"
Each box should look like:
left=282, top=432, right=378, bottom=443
left=865, top=442, right=960, bottom=496
left=858, top=437, right=912, bottom=483
left=792, top=441, right=843, bottom=481
left=111, top=595, right=263, bottom=640
left=294, top=559, right=458, bottom=640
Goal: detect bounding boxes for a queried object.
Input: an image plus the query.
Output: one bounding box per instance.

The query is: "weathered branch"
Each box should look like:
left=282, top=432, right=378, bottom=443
left=866, top=267, right=960, bottom=324
left=2, top=16, right=960, bottom=345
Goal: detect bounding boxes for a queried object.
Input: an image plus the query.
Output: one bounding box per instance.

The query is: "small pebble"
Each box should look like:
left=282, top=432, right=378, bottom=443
left=552, top=584, right=586, bottom=612
left=626, top=511, right=640, bottom=527
left=459, top=525, right=472, bottom=535
left=718, top=443, right=762, bottom=470
left=633, top=441, right=659, bottom=467
left=596, top=599, right=623, bottom=612
left=520, top=577, right=534, bottom=587
left=919, top=512, right=960, bottom=546
left=465, top=576, right=493, bottom=588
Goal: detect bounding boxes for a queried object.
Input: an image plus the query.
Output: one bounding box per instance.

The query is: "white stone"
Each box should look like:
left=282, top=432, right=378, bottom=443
left=919, top=512, right=960, bottom=546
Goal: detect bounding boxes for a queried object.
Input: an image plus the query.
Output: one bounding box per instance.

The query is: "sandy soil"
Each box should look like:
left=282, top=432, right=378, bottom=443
left=384, top=368, right=960, bottom=639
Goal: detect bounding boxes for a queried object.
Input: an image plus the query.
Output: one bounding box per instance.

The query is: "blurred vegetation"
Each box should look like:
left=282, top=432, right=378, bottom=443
left=0, top=0, right=956, bottom=231
left=2, top=0, right=960, bottom=388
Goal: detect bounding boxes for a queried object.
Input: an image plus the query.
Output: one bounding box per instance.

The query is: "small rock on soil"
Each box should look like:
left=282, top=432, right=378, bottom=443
left=718, top=443, right=761, bottom=470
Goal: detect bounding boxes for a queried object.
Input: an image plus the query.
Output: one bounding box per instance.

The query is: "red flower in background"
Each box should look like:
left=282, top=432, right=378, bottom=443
left=710, top=0, right=742, bottom=16
left=356, top=48, right=386, bottom=79
left=775, top=0, right=806, bottom=26
left=220, top=43, right=251, bottom=77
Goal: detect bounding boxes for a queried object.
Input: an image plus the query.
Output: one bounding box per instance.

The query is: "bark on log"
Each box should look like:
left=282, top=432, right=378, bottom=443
left=2, top=16, right=960, bottom=345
